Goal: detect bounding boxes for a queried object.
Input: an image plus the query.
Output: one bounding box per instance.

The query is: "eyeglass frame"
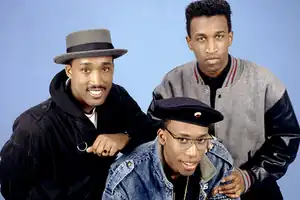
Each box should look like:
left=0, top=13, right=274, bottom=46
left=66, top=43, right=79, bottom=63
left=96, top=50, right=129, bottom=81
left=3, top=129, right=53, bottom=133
left=164, top=127, right=214, bottom=151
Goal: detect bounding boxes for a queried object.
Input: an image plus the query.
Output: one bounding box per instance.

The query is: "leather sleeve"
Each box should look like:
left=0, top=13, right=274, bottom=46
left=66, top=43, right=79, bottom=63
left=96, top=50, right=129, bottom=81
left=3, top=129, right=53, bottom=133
left=241, top=90, right=300, bottom=186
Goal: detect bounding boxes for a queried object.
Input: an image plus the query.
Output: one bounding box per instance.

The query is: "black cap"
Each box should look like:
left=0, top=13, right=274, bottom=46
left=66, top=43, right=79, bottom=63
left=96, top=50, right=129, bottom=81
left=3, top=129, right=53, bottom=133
left=151, top=97, right=224, bottom=127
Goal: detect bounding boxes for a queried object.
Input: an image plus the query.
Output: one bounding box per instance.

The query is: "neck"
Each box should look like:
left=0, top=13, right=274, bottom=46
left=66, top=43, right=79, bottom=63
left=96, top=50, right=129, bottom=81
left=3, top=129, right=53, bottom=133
left=83, top=106, right=95, bottom=114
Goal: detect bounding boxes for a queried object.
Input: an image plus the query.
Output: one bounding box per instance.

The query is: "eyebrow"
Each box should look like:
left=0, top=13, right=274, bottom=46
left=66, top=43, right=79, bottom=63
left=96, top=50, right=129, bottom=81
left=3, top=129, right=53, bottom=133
left=193, top=33, right=206, bottom=37
left=80, top=61, right=93, bottom=66
left=215, top=31, right=226, bottom=34
left=103, top=62, right=113, bottom=66
left=193, top=31, right=226, bottom=37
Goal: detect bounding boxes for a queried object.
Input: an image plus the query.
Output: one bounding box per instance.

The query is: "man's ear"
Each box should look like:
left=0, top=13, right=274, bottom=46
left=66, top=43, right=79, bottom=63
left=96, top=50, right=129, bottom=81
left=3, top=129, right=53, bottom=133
left=186, top=35, right=193, bottom=51
left=158, top=129, right=167, bottom=145
left=65, top=64, right=72, bottom=79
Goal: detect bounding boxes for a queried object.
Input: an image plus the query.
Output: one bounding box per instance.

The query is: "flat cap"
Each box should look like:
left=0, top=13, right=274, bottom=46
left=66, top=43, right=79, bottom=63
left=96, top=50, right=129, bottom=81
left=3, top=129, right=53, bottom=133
left=151, top=97, right=224, bottom=127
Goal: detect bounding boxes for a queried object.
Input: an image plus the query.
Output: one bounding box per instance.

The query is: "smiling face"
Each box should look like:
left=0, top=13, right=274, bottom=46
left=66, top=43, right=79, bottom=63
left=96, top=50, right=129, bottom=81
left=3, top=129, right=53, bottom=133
left=186, top=15, right=233, bottom=77
left=158, top=120, right=211, bottom=176
left=65, top=56, right=114, bottom=113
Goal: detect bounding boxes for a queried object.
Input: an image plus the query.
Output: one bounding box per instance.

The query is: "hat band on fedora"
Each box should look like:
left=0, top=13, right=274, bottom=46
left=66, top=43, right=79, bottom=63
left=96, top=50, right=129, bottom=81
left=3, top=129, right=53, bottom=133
left=67, top=42, right=115, bottom=53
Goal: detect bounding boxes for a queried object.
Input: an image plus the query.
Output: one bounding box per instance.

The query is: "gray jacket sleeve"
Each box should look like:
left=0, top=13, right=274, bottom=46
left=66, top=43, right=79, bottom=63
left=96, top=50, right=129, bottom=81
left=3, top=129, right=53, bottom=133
left=241, top=70, right=300, bottom=187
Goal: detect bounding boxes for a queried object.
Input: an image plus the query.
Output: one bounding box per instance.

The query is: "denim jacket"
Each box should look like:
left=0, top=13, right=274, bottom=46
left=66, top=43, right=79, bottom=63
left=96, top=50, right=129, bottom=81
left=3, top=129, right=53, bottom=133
left=102, top=138, right=239, bottom=200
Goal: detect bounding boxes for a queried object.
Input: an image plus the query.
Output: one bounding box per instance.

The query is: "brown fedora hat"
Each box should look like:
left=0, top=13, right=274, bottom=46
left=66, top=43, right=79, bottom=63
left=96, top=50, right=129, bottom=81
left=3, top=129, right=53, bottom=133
left=54, top=29, right=128, bottom=64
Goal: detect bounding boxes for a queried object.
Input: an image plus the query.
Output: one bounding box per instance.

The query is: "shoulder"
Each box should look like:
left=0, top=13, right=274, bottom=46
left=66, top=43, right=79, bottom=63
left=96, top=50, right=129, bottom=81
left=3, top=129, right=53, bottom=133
left=153, top=60, right=196, bottom=97
left=108, top=83, right=136, bottom=102
left=110, top=140, right=155, bottom=171
left=106, top=84, right=143, bottom=116
left=110, top=83, right=128, bottom=94
left=238, top=58, right=286, bottom=110
left=12, top=98, right=53, bottom=133
left=206, top=139, right=234, bottom=168
left=1, top=99, right=53, bottom=157
left=161, top=60, right=196, bottom=83
left=204, top=139, right=234, bottom=193
left=106, top=141, right=155, bottom=192
left=238, top=58, right=285, bottom=86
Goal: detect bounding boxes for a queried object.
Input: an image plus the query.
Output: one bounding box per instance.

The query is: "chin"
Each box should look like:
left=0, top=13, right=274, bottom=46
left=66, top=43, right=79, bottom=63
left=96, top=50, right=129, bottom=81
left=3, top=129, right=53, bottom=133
left=86, top=97, right=107, bottom=107
left=207, top=67, right=223, bottom=76
left=179, top=169, right=196, bottom=176
left=207, top=64, right=221, bottom=70
left=93, top=100, right=106, bottom=106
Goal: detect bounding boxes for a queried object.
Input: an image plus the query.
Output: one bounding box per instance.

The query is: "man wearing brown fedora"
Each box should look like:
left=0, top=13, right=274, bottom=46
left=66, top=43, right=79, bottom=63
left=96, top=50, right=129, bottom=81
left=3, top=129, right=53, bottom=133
left=0, top=29, right=157, bottom=199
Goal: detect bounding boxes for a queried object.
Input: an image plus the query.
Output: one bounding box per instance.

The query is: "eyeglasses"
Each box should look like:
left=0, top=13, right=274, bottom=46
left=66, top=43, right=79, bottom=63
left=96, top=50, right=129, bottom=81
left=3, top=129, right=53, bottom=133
left=165, top=127, right=213, bottom=151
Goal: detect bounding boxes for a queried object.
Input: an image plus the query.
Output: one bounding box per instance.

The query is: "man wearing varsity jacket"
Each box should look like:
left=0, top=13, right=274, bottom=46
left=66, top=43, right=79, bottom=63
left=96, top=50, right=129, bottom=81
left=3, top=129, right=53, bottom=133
left=148, top=1, right=300, bottom=200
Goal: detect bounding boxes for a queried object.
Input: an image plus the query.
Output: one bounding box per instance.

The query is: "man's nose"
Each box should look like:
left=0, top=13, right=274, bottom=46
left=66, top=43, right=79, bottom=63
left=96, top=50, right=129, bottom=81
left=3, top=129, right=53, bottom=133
left=90, top=71, right=104, bottom=85
left=185, top=142, right=198, bottom=157
left=205, top=39, right=217, bottom=53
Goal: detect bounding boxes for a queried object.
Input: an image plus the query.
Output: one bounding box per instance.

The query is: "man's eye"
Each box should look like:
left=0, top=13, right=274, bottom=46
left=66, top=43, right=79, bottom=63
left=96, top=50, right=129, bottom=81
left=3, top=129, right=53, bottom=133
left=216, top=35, right=224, bottom=40
left=196, top=138, right=206, bottom=144
left=197, top=37, right=205, bottom=42
left=197, top=138, right=211, bottom=144
left=178, top=138, right=188, bottom=143
left=81, top=68, right=90, bottom=73
left=102, top=67, right=110, bottom=72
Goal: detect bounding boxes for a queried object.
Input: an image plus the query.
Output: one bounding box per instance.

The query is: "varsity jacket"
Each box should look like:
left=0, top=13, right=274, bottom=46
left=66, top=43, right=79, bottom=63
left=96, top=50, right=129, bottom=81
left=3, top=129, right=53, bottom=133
left=148, top=55, right=300, bottom=199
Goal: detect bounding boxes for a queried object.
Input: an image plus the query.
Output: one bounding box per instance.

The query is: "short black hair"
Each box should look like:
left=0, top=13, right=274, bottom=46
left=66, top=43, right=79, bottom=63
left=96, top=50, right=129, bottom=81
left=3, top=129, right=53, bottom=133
left=185, top=0, right=232, bottom=37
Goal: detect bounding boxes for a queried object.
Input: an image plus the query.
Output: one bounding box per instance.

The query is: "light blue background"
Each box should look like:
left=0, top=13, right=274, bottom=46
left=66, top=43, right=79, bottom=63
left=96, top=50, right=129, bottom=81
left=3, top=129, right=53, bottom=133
left=0, top=0, right=299, bottom=199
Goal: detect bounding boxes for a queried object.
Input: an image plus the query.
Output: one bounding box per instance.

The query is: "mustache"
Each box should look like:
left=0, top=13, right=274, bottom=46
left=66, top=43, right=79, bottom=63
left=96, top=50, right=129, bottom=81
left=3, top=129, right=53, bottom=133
left=87, top=85, right=106, bottom=90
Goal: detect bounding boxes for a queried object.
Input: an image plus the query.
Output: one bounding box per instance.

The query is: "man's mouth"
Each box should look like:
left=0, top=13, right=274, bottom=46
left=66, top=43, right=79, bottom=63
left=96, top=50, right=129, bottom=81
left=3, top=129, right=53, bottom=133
left=88, top=88, right=105, bottom=98
left=205, top=57, right=220, bottom=65
left=206, top=57, right=220, bottom=61
left=181, top=161, right=198, bottom=171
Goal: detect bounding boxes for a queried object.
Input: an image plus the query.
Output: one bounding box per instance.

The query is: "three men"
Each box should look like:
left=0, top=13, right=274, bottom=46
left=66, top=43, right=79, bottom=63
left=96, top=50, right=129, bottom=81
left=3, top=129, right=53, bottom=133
left=0, top=29, right=157, bottom=199
left=148, top=0, right=300, bottom=199
left=103, top=97, right=238, bottom=200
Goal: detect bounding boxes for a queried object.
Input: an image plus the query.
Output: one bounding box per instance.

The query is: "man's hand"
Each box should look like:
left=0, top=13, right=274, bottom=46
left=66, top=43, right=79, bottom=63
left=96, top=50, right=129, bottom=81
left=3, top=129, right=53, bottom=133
left=212, top=169, right=245, bottom=198
left=86, top=133, right=130, bottom=157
